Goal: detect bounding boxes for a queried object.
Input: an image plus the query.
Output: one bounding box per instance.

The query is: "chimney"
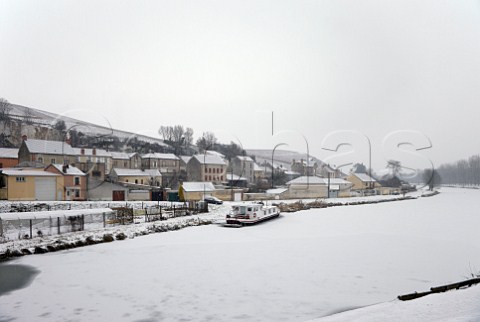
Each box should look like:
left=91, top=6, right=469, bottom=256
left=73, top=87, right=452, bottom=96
left=62, top=165, right=67, bottom=173
left=92, top=148, right=96, bottom=156
left=22, top=135, right=27, bottom=141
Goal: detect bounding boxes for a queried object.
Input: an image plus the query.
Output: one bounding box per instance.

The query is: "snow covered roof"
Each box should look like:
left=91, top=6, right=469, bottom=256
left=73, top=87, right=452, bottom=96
left=205, top=150, right=225, bottom=158
left=352, top=173, right=377, bottom=182
left=286, top=176, right=352, bottom=186
left=266, top=188, right=288, bottom=194
left=141, top=153, right=179, bottom=160
left=253, top=163, right=264, bottom=172
left=181, top=182, right=215, bottom=192
left=192, top=154, right=226, bottom=165
left=48, top=164, right=86, bottom=176
left=180, top=155, right=192, bottom=164
left=111, top=168, right=160, bottom=177
left=141, top=169, right=162, bottom=177
left=110, top=152, right=137, bottom=160
left=73, top=147, right=111, bottom=157
left=235, top=156, right=254, bottom=162
left=226, top=173, right=247, bottom=181
left=0, top=148, right=19, bottom=159
left=286, top=176, right=325, bottom=185
left=23, top=139, right=76, bottom=155
left=0, top=168, right=60, bottom=177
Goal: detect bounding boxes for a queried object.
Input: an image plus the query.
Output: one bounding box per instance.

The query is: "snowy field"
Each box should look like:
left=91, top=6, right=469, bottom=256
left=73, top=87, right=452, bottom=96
left=1, top=188, right=480, bottom=321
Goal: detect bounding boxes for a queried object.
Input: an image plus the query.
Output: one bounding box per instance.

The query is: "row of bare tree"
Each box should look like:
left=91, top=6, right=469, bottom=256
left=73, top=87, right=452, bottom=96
left=437, top=154, right=480, bottom=186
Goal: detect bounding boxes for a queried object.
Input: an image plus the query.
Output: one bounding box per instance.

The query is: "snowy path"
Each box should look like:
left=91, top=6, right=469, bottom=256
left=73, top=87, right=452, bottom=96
left=1, top=188, right=479, bottom=321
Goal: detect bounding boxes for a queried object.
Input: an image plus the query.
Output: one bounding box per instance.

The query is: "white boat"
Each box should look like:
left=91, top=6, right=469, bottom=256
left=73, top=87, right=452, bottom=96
left=224, top=202, right=280, bottom=227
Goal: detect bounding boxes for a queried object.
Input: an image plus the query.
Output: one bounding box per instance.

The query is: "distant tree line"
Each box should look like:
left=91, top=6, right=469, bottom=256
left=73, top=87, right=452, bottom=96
left=437, top=155, right=480, bottom=186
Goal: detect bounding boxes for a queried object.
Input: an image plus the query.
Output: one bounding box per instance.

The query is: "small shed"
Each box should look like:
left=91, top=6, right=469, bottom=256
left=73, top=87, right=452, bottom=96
left=179, top=182, right=216, bottom=201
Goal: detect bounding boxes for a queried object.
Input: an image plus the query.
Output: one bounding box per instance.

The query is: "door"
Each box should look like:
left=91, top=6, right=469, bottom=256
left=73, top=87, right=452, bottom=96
left=35, top=177, right=56, bottom=201
left=112, top=190, right=125, bottom=201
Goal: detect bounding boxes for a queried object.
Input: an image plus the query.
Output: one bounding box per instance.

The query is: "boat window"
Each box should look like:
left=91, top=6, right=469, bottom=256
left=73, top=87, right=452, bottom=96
left=247, top=207, right=252, bottom=211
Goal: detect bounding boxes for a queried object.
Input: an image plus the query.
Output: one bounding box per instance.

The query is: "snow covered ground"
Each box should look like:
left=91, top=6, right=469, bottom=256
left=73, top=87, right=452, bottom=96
left=1, top=188, right=479, bottom=321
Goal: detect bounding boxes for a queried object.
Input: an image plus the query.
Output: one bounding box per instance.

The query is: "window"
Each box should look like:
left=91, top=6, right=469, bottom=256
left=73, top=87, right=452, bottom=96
left=208, top=168, right=211, bottom=173
left=135, top=179, right=138, bottom=184
left=16, top=177, right=25, bottom=182
left=75, top=189, right=80, bottom=198
left=51, top=158, right=56, bottom=164
left=141, top=179, right=144, bottom=184
left=74, top=177, right=80, bottom=185
left=38, top=157, right=43, bottom=163
left=126, top=179, right=129, bottom=182
left=205, top=175, right=208, bottom=181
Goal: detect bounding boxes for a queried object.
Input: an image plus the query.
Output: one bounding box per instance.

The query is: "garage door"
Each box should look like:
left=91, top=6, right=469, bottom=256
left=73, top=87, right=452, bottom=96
left=35, top=177, right=56, bottom=201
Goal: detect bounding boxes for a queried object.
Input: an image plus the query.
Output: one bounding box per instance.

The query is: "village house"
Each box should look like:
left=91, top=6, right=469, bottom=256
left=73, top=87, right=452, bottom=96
left=72, top=147, right=112, bottom=181
left=231, top=156, right=255, bottom=184
left=291, top=158, right=317, bottom=176
left=45, top=164, right=87, bottom=201
left=109, top=168, right=162, bottom=186
left=18, top=136, right=76, bottom=167
left=141, top=153, right=180, bottom=187
left=178, top=181, right=216, bottom=201
left=186, top=154, right=227, bottom=184
left=285, top=176, right=352, bottom=199
left=110, top=152, right=142, bottom=169
left=0, top=168, right=62, bottom=201
left=346, top=172, right=381, bottom=192
left=0, top=148, right=19, bottom=168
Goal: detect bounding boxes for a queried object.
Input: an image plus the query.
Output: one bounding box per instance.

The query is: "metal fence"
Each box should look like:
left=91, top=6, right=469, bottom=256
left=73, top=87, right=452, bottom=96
left=0, top=202, right=209, bottom=243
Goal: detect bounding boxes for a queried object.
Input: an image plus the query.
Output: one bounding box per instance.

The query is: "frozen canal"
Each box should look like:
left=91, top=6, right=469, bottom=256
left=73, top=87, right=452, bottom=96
left=1, top=188, right=480, bottom=321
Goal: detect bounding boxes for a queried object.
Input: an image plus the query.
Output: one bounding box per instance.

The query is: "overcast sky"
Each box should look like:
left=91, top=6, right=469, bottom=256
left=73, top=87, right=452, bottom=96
left=1, top=0, right=480, bottom=171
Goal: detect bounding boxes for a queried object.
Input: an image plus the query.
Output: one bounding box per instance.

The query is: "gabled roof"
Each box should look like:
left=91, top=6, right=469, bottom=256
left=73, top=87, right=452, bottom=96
left=0, top=148, right=19, bottom=159
left=286, top=176, right=325, bottom=185
left=141, top=153, right=179, bottom=160
left=0, top=168, right=60, bottom=177
left=181, top=182, right=215, bottom=192
left=111, top=168, right=161, bottom=177
left=352, top=173, right=377, bottom=182
left=110, top=152, right=137, bottom=160
left=191, top=154, right=226, bottom=166
left=22, top=139, right=76, bottom=155
left=73, top=147, right=112, bottom=157
left=48, top=164, right=86, bottom=176
left=180, top=155, right=192, bottom=165
left=235, top=156, right=254, bottom=162
left=142, top=169, right=162, bottom=177
left=205, top=150, right=225, bottom=158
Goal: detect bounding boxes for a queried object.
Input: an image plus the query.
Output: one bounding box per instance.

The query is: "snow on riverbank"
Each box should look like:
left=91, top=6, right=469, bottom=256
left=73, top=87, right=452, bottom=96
left=1, top=187, right=478, bottom=322
left=314, top=284, right=480, bottom=322
left=0, top=191, right=429, bottom=257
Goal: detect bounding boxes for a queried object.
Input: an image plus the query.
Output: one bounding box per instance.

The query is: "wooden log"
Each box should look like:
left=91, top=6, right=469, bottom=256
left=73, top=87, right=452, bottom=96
left=398, top=291, right=432, bottom=301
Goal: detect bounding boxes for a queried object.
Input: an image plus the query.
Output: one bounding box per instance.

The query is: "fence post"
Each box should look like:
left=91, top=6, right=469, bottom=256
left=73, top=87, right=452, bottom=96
left=103, top=212, right=106, bottom=228
left=30, top=219, right=33, bottom=239
left=57, top=217, right=61, bottom=235
left=81, top=214, right=85, bottom=231
left=173, top=205, right=176, bottom=218
left=0, top=218, right=3, bottom=237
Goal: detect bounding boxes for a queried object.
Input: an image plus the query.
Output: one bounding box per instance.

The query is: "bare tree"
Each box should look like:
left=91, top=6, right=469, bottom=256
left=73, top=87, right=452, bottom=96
left=196, top=132, right=217, bottom=152
left=386, top=160, right=402, bottom=177
left=0, top=98, right=12, bottom=124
